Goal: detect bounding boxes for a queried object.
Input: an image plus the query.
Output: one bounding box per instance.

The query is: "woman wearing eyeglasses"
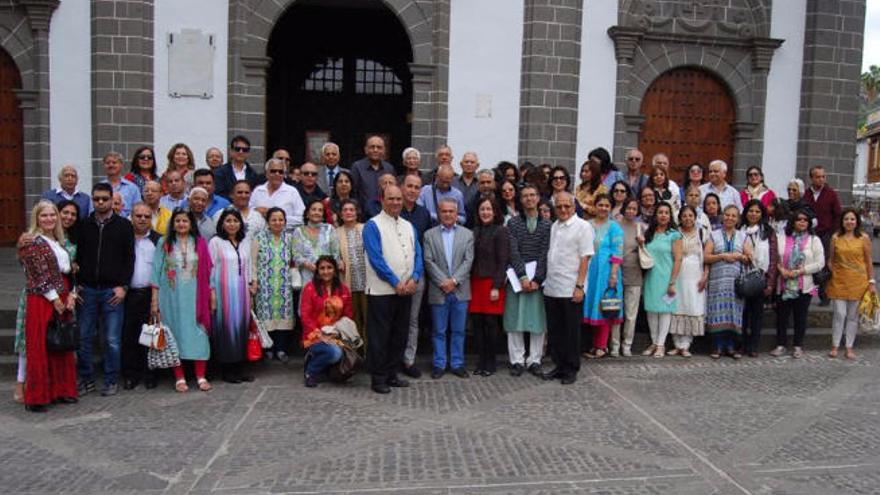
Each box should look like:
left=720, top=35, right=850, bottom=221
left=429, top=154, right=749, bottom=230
left=740, top=166, right=777, bottom=208
left=770, top=209, right=825, bottom=358
left=638, top=187, right=657, bottom=224
left=292, top=199, right=342, bottom=286
left=679, top=163, right=705, bottom=203
left=125, top=146, right=159, bottom=196
left=608, top=180, right=632, bottom=219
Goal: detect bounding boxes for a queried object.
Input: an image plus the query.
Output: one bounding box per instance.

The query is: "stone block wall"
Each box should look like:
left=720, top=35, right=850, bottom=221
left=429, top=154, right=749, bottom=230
left=518, top=0, right=583, bottom=172
left=796, top=0, right=865, bottom=204
left=91, top=0, right=154, bottom=177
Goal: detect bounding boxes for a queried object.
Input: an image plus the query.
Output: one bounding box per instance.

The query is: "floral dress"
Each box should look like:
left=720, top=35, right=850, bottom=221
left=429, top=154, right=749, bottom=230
left=251, top=230, right=296, bottom=331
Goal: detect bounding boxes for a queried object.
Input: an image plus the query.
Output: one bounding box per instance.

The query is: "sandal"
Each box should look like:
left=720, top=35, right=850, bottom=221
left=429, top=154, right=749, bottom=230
left=680, top=349, right=692, bottom=358
left=13, top=382, right=24, bottom=403
left=845, top=348, right=856, bottom=360
left=197, top=378, right=213, bottom=392
left=174, top=379, right=188, bottom=393
left=828, top=347, right=838, bottom=358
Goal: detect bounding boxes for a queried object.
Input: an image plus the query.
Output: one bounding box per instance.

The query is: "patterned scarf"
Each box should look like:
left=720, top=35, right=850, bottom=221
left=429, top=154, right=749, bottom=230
left=781, top=233, right=807, bottom=301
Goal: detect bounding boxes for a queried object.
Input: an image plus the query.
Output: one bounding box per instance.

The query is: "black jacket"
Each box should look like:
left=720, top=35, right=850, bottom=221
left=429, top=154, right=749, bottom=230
left=214, top=162, right=263, bottom=200
left=76, top=213, right=135, bottom=288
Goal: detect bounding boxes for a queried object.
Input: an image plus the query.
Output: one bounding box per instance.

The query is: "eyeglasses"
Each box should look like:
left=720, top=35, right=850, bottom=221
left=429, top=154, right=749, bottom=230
left=138, top=154, right=154, bottom=160
left=132, top=214, right=151, bottom=219
left=302, top=171, right=318, bottom=176
left=267, top=169, right=285, bottom=175
left=551, top=176, right=566, bottom=181
left=627, top=157, right=642, bottom=161
left=748, top=172, right=761, bottom=177
left=555, top=204, right=573, bottom=210
left=93, top=196, right=112, bottom=203
left=613, top=189, right=627, bottom=194
left=233, top=146, right=251, bottom=153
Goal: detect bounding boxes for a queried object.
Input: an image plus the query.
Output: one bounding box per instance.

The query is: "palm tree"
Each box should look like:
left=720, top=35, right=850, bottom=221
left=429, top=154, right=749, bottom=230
left=863, top=65, right=880, bottom=106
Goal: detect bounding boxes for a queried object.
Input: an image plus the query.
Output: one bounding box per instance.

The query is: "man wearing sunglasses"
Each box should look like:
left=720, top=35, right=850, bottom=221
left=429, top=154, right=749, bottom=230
left=294, top=161, right=328, bottom=207
left=215, top=135, right=262, bottom=200
left=76, top=182, right=135, bottom=397
left=624, top=148, right=649, bottom=196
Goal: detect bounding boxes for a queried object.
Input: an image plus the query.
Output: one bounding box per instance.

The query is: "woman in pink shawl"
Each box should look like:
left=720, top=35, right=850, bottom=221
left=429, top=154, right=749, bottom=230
left=151, top=208, right=214, bottom=393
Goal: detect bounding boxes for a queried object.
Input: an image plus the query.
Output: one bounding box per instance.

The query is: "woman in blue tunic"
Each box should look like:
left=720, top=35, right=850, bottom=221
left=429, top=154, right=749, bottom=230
left=151, top=208, right=214, bottom=393
left=209, top=208, right=252, bottom=383
left=583, top=194, right=624, bottom=358
left=639, top=202, right=682, bottom=358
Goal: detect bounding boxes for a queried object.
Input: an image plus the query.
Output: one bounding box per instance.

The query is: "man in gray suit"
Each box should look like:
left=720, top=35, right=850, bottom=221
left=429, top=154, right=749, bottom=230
left=423, top=197, right=474, bottom=379
left=316, top=142, right=343, bottom=194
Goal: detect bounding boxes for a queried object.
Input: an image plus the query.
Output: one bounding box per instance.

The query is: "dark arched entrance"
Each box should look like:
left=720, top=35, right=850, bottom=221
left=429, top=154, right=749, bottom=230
left=0, top=47, right=23, bottom=244
left=267, top=0, right=413, bottom=168
left=639, top=68, right=736, bottom=183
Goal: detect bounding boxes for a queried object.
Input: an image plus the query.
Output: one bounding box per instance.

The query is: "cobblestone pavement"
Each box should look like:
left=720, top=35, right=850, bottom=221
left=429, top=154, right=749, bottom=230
left=1, top=336, right=879, bottom=495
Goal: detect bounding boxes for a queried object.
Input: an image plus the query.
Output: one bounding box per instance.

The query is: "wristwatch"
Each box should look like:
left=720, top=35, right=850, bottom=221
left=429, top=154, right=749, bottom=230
left=575, top=283, right=584, bottom=290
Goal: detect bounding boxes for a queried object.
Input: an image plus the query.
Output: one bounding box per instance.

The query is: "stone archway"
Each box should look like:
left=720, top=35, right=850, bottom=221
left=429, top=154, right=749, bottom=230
left=227, top=0, right=447, bottom=168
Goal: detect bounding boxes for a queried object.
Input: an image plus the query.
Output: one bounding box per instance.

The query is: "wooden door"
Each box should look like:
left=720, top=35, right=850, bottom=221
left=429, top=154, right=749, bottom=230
left=639, top=68, right=736, bottom=183
left=0, top=48, right=23, bottom=244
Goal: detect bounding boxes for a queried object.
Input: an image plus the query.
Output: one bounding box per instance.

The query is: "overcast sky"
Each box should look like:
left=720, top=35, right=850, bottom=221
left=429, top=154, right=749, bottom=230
left=864, top=2, right=879, bottom=72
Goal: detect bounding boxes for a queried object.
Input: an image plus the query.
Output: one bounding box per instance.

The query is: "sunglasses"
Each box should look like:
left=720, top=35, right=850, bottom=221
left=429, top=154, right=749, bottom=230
left=138, top=154, right=154, bottom=160
left=627, top=157, right=642, bottom=161
left=132, top=214, right=151, bottom=219
left=613, top=189, right=627, bottom=193
left=302, top=171, right=318, bottom=176
left=267, top=169, right=285, bottom=175
left=233, top=146, right=251, bottom=153
left=748, top=172, right=761, bottom=177
left=552, top=176, right=566, bottom=181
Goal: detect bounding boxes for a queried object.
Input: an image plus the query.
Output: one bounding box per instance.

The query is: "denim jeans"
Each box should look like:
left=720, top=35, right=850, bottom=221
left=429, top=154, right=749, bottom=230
left=77, top=286, right=124, bottom=384
left=431, top=294, right=468, bottom=370
left=306, top=342, right=343, bottom=377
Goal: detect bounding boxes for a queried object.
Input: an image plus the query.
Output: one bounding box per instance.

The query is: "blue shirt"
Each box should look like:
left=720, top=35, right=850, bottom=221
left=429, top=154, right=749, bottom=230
left=41, top=188, right=92, bottom=219
left=417, top=185, right=466, bottom=225
left=180, top=194, right=231, bottom=217
left=362, top=217, right=424, bottom=287
left=101, top=177, right=141, bottom=218
left=440, top=224, right=456, bottom=273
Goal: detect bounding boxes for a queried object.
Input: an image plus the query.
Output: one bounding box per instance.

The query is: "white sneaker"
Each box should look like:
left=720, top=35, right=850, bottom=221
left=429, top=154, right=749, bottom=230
left=769, top=346, right=786, bottom=357
left=622, top=346, right=632, bottom=357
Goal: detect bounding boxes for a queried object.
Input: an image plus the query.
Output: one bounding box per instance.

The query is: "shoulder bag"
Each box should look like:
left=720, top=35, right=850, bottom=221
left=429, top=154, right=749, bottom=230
left=637, top=223, right=654, bottom=269
left=735, top=261, right=766, bottom=299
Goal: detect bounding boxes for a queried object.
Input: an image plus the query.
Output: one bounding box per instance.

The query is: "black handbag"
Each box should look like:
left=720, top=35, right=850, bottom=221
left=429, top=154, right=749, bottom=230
left=46, top=311, right=79, bottom=352
left=735, top=263, right=766, bottom=299
left=812, top=266, right=831, bottom=286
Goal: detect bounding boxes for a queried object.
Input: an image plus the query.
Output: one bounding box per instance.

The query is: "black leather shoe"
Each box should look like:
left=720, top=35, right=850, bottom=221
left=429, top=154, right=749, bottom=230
left=386, top=377, right=410, bottom=388
left=510, top=363, right=524, bottom=377
left=527, top=363, right=542, bottom=377
left=123, top=378, right=139, bottom=390
left=144, top=378, right=158, bottom=390
left=402, top=365, right=422, bottom=379
left=223, top=375, right=243, bottom=384
left=561, top=374, right=577, bottom=385
left=542, top=368, right=565, bottom=381
left=431, top=367, right=445, bottom=379
left=372, top=383, right=391, bottom=394
left=25, top=404, right=48, bottom=413
left=55, top=397, right=78, bottom=404
left=450, top=367, right=469, bottom=379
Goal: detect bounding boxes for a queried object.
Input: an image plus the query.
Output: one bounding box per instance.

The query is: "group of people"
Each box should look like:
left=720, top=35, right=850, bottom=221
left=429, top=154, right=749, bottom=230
left=13, top=134, right=874, bottom=411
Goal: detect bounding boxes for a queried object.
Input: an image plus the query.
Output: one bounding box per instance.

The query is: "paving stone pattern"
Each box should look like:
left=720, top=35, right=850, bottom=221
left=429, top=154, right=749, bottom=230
left=2, top=336, right=879, bottom=494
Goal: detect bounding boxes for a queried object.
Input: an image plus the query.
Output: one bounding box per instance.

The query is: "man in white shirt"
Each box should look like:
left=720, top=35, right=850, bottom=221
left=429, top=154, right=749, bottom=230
left=542, top=191, right=594, bottom=385
left=699, top=159, right=742, bottom=211
left=121, top=203, right=160, bottom=391
left=249, top=158, right=305, bottom=230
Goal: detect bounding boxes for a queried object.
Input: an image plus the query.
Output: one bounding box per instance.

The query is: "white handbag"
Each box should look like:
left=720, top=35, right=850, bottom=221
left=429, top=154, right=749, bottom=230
left=289, top=266, right=303, bottom=290
left=138, top=320, right=168, bottom=350
left=637, top=223, right=654, bottom=270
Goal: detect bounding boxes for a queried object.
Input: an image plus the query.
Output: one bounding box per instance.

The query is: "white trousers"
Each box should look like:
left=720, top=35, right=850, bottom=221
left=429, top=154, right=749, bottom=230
left=611, top=285, right=641, bottom=350
left=507, top=331, right=545, bottom=366
left=831, top=299, right=859, bottom=348
left=17, top=354, right=26, bottom=383
left=647, top=312, right=671, bottom=347
left=672, top=335, right=693, bottom=350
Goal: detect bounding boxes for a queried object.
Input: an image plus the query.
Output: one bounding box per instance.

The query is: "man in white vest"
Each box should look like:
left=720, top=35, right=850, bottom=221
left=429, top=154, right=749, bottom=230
left=363, top=184, right=424, bottom=394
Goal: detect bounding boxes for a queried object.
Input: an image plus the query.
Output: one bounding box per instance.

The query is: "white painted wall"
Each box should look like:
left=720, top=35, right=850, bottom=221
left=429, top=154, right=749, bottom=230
left=447, top=0, right=523, bottom=172
left=575, top=0, right=617, bottom=183
left=153, top=1, right=228, bottom=174
left=761, top=0, right=806, bottom=196
left=49, top=0, right=91, bottom=188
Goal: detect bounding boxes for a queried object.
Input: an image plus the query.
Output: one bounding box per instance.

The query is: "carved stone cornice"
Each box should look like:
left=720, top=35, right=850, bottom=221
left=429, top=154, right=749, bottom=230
left=732, top=121, right=759, bottom=138
left=623, top=114, right=646, bottom=133
left=408, top=63, right=437, bottom=85
left=752, top=37, right=784, bottom=71
left=19, top=0, right=59, bottom=32
left=240, top=55, right=271, bottom=79
left=607, top=26, right=644, bottom=64
left=14, top=89, right=39, bottom=109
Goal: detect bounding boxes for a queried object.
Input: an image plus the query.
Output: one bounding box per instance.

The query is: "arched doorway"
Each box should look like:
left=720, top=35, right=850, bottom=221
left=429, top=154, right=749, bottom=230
left=638, top=68, right=736, bottom=183
left=266, top=0, right=413, bottom=169
left=0, top=47, right=23, bottom=244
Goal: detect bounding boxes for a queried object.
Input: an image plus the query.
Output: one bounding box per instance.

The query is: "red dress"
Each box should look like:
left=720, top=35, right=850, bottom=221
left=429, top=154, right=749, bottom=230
left=20, top=238, right=77, bottom=406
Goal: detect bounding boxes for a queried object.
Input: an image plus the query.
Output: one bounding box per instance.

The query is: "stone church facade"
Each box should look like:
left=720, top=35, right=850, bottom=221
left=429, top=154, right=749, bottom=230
left=0, top=0, right=866, bottom=242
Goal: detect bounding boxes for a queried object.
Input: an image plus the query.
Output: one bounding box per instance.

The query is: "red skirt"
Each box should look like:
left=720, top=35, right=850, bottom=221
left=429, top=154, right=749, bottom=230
left=468, top=276, right=506, bottom=315
left=24, top=291, right=77, bottom=405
